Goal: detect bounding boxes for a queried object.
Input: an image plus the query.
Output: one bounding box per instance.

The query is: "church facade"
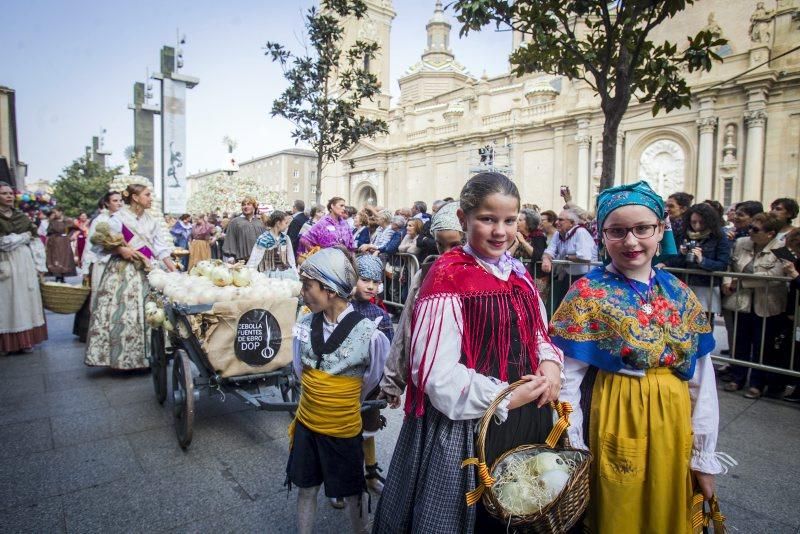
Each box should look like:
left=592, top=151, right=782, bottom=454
left=323, top=0, right=800, bottom=212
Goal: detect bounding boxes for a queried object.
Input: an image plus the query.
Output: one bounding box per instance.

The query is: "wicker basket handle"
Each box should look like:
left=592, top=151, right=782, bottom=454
left=461, top=379, right=573, bottom=506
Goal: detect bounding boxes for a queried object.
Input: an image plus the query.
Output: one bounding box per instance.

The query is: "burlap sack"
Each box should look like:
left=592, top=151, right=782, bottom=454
left=201, top=297, right=297, bottom=378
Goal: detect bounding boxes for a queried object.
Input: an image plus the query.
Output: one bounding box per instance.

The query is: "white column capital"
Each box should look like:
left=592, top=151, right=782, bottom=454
left=575, top=134, right=592, bottom=148
left=696, top=116, right=718, bottom=134
left=744, top=110, right=768, bottom=128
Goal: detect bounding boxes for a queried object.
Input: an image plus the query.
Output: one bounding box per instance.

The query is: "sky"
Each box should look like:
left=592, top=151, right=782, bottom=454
left=2, top=0, right=511, bottom=184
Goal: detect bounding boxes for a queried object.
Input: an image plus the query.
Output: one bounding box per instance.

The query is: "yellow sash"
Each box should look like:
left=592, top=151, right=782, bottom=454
left=288, top=367, right=363, bottom=448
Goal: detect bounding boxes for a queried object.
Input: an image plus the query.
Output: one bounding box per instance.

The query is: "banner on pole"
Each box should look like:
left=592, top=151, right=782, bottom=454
left=161, top=78, right=187, bottom=214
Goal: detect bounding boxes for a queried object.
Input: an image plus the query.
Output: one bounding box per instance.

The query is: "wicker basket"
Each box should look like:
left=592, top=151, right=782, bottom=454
left=40, top=281, right=90, bottom=314
left=463, top=380, right=592, bottom=533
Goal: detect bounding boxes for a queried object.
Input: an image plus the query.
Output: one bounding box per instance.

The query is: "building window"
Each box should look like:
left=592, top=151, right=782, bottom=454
left=293, top=183, right=300, bottom=193
left=723, top=177, right=733, bottom=207
left=293, top=169, right=300, bottom=178
left=311, top=185, right=317, bottom=194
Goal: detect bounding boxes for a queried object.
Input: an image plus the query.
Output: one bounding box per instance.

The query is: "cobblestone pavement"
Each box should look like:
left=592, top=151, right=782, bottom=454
left=1, top=311, right=799, bottom=533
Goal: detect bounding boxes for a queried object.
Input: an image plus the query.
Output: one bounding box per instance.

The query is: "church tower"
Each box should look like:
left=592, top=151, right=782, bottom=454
left=422, top=1, right=454, bottom=65
left=338, top=0, right=395, bottom=120
left=398, top=1, right=473, bottom=104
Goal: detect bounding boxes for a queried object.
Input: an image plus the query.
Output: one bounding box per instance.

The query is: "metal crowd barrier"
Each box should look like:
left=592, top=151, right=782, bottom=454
left=380, top=253, right=420, bottom=309
left=390, top=255, right=800, bottom=379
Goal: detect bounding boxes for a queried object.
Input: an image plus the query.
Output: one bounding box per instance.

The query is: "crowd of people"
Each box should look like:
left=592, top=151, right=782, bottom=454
left=4, top=171, right=800, bottom=532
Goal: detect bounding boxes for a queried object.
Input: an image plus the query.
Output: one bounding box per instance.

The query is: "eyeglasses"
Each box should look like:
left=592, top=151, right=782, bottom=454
left=602, top=224, right=658, bottom=241
left=748, top=225, right=763, bottom=233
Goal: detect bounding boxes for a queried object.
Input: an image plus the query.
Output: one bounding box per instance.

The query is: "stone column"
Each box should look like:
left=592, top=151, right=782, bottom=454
left=575, top=135, right=591, bottom=208
left=614, top=132, right=624, bottom=186
left=743, top=110, right=767, bottom=201
left=696, top=117, right=718, bottom=201
left=575, top=117, right=592, bottom=208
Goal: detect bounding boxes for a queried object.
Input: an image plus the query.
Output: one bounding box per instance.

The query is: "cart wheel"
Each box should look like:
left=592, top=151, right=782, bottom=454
left=150, top=327, right=167, bottom=404
left=280, top=374, right=300, bottom=417
left=172, top=349, right=194, bottom=448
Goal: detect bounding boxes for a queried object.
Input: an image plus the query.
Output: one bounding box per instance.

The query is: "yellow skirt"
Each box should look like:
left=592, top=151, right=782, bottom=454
left=588, top=367, right=693, bottom=534
left=187, top=240, right=211, bottom=271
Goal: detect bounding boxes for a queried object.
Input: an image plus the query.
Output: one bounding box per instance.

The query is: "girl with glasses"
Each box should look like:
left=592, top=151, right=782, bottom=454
left=550, top=180, right=721, bottom=533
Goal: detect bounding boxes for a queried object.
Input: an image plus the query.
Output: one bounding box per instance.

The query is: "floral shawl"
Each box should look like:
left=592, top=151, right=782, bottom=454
left=549, top=267, right=714, bottom=379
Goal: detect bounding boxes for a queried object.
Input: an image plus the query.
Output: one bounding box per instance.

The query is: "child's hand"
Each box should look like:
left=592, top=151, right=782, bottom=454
left=536, top=360, right=562, bottom=406
left=693, top=471, right=715, bottom=500
left=377, top=390, right=400, bottom=409
left=507, top=375, right=550, bottom=410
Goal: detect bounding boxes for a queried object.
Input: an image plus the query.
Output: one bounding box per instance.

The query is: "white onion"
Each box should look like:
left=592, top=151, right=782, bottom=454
left=210, top=266, right=233, bottom=287
left=537, top=469, right=570, bottom=501
left=232, top=268, right=252, bottom=287
left=146, top=308, right=165, bottom=327
left=529, top=452, right=569, bottom=475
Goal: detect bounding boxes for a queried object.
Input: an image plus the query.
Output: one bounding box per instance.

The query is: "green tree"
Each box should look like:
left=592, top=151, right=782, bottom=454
left=265, top=0, right=388, bottom=204
left=453, top=0, right=727, bottom=191
left=53, top=156, right=121, bottom=217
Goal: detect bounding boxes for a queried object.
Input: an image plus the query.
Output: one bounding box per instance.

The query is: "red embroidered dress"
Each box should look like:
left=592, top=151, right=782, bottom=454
left=406, top=247, right=557, bottom=417
left=374, top=246, right=563, bottom=534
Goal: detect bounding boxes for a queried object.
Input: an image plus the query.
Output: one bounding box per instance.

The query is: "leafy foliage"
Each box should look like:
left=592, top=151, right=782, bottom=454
left=265, top=0, right=388, bottom=203
left=453, top=0, right=727, bottom=191
left=52, top=156, right=121, bottom=217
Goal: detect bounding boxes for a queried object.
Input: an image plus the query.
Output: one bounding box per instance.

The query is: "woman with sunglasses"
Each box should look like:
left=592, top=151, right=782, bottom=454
left=723, top=213, right=788, bottom=399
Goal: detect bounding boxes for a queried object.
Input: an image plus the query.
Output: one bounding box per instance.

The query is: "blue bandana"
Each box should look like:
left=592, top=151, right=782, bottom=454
left=596, top=180, right=665, bottom=232
left=356, top=254, right=383, bottom=282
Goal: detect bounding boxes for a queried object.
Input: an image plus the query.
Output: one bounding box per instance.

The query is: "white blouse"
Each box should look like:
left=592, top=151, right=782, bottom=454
left=109, top=207, right=172, bottom=261
left=559, top=356, right=723, bottom=474
left=410, top=249, right=565, bottom=422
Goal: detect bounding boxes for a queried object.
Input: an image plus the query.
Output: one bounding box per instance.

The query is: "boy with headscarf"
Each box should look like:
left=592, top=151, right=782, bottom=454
left=287, top=247, right=390, bottom=534
left=349, top=254, right=394, bottom=497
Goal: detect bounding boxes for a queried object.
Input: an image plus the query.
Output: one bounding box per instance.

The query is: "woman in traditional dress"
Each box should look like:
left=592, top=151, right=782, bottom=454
left=72, top=212, right=89, bottom=269
left=73, top=192, right=123, bottom=342
left=187, top=214, right=214, bottom=271
left=550, top=181, right=721, bottom=533
left=0, top=182, right=48, bottom=354
left=85, top=184, right=176, bottom=370
left=45, top=207, right=76, bottom=282
left=373, top=172, right=564, bottom=533
left=298, top=197, right=355, bottom=254
left=170, top=214, right=192, bottom=270
left=246, top=210, right=297, bottom=279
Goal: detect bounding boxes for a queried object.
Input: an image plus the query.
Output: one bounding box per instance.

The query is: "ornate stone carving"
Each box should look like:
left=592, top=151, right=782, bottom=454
left=721, top=124, right=739, bottom=169
left=744, top=109, right=768, bottom=128
left=749, top=2, right=774, bottom=44
left=575, top=134, right=592, bottom=148
left=638, top=139, right=686, bottom=197
left=703, top=13, right=723, bottom=41
left=696, top=116, right=718, bottom=134
left=442, top=101, right=464, bottom=122
left=592, top=141, right=603, bottom=179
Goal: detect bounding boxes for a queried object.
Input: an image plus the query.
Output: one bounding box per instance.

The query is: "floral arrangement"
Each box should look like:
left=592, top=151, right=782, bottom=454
left=186, top=173, right=287, bottom=214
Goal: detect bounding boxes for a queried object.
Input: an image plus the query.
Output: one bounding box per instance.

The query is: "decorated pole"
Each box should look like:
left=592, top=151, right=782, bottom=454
left=152, top=34, right=198, bottom=215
